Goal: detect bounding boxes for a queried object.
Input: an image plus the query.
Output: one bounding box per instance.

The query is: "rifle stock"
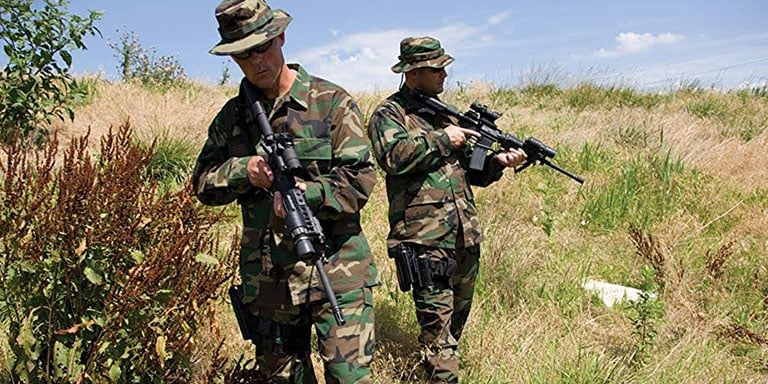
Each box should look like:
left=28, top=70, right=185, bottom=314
left=413, top=91, right=584, bottom=184
left=229, top=285, right=254, bottom=342
left=241, top=79, right=346, bottom=326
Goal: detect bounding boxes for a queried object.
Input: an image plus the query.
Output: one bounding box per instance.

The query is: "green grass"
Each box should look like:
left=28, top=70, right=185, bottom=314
left=138, top=129, right=199, bottom=190
left=3, top=78, right=768, bottom=383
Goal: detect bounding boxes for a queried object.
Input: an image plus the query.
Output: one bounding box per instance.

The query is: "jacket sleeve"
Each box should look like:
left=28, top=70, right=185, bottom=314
left=301, top=93, right=376, bottom=220
left=191, top=105, right=259, bottom=206
left=367, top=102, right=454, bottom=176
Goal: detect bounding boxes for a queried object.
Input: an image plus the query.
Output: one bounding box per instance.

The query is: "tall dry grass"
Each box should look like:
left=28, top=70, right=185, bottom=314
left=47, top=77, right=234, bottom=151
left=12, top=79, right=767, bottom=383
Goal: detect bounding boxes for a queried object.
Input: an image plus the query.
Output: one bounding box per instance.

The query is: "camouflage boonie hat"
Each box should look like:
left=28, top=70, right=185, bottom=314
left=391, top=36, right=454, bottom=74
left=209, top=0, right=291, bottom=56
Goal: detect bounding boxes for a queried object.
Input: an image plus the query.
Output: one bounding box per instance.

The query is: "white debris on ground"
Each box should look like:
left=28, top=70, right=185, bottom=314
left=582, top=279, right=657, bottom=308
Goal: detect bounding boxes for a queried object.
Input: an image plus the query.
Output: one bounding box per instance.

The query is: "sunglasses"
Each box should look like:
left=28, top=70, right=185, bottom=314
left=231, top=38, right=274, bottom=60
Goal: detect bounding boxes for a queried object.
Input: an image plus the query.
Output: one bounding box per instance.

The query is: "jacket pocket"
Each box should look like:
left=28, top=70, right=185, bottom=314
left=291, top=137, right=332, bottom=177
left=403, top=201, right=447, bottom=239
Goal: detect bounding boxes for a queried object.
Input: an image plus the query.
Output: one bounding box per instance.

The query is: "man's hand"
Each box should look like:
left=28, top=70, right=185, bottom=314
left=247, top=155, right=273, bottom=188
left=495, top=148, right=527, bottom=168
left=443, top=125, right=480, bottom=149
left=273, top=181, right=307, bottom=218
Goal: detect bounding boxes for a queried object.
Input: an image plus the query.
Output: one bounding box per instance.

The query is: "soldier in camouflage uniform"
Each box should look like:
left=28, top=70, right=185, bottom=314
left=366, top=37, right=526, bottom=384
left=193, top=1, right=378, bottom=383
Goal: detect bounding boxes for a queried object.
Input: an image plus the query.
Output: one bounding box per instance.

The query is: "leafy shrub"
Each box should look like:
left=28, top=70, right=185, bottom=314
left=624, top=291, right=665, bottom=367
left=0, top=123, right=236, bottom=383
left=69, top=75, right=105, bottom=108
left=108, top=29, right=187, bottom=91
left=0, top=0, right=102, bottom=144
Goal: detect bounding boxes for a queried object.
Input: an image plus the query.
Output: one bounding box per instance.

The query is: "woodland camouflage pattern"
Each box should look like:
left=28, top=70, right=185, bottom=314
left=193, top=63, right=378, bottom=383
left=251, top=287, right=375, bottom=384
left=193, top=64, right=378, bottom=305
left=367, top=86, right=505, bottom=249
left=413, top=246, right=479, bottom=383
left=390, top=36, right=454, bottom=73
left=209, top=0, right=292, bottom=56
left=367, top=83, right=507, bottom=383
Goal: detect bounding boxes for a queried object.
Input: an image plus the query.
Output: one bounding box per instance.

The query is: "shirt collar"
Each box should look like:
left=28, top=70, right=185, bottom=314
left=284, top=63, right=310, bottom=111
left=398, top=85, right=432, bottom=112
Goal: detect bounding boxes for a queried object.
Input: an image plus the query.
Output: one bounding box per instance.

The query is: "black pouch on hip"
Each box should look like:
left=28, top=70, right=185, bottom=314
left=388, top=243, right=433, bottom=291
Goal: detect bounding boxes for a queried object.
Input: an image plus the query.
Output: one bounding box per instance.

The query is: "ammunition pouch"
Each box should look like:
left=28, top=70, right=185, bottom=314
left=387, top=243, right=457, bottom=292
left=228, top=285, right=310, bottom=354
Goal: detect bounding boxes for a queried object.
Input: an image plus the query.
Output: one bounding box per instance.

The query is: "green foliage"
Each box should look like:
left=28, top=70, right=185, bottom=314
left=580, top=150, right=697, bottom=233
left=108, top=29, right=187, bottom=91
left=686, top=94, right=729, bottom=120
left=219, top=62, right=232, bottom=86
left=522, top=83, right=563, bottom=100
left=488, top=87, right=521, bottom=108
left=69, top=75, right=104, bottom=107
left=623, top=291, right=665, bottom=367
left=564, top=83, right=664, bottom=112
left=0, top=0, right=102, bottom=144
left=550, top=350, right=626, bottom=384
left=685, top=91, right=768, bottom=141
left=139, top=131, right=199, bottom=189
left=576, top=142, right=616, bottom=174
left=0, top=124, right=235, bottom=383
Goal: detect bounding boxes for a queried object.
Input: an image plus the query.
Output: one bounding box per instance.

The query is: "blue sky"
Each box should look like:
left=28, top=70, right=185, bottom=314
left=52, top=1, right=768, bottom=92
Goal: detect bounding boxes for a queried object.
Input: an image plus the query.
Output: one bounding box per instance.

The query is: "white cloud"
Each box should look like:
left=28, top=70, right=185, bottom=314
left=584, top=33, right=768, bottom=90
left=487, top=11, right=510, bottom=26
left=289, top=21, right=490, bottom=92
left=595, top=32, right=685, bottom=58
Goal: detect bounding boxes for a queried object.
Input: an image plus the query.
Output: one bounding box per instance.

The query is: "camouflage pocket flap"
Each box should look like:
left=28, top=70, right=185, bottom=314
left=405, top=177, right=451, bottom=206
left=292, top=137, right=332, bottom=160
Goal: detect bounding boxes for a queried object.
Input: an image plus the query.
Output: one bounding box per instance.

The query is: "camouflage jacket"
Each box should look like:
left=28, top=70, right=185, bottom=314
left=192, top=64, right=378, bottom=306
left=367, top=86, right=506, bottom=250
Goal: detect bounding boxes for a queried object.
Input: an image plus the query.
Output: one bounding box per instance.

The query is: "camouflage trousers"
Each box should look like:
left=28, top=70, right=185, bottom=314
left=248, top=286, right=376, bottom=384
left=412, top=245, right=480, bottom=384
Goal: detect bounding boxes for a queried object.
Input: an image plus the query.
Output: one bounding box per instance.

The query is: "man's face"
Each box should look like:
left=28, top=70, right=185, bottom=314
left=232, top=33, right=285, bottom=91
left=411, top=67, right=447, bottom=96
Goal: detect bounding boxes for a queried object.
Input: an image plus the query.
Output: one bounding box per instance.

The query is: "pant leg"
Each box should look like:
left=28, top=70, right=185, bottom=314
left=449, top=245, right=480, bottom=341
left=251, top=305, right=318, bottom=384
left=412, top=248, right=460, bottom=384
left=313, top=286, right=376, bottom=384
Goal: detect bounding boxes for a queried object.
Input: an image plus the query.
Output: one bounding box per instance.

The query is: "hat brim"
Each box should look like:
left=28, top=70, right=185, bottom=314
left=209, top=9, right=291, bottom=56
left=391, top=54, right=454, bottom=74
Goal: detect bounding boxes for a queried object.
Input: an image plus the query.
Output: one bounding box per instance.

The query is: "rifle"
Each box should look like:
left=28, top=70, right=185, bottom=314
left=241, top=79, right=346, bottom=326
left=228, top=285, right=255, bottom=342
left=413, top=91, right=584, bottom=184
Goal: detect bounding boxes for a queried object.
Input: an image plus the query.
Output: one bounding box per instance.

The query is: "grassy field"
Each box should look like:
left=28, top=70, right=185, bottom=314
left=5, top=77, right=767, bottom=383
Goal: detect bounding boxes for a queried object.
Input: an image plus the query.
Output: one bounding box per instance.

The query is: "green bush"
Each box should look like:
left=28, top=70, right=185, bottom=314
left=0, top=123, right=236, bottom=383
left=108, top=29, right=187, bottom=91
left=0, top=0, right=101, bottom=144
